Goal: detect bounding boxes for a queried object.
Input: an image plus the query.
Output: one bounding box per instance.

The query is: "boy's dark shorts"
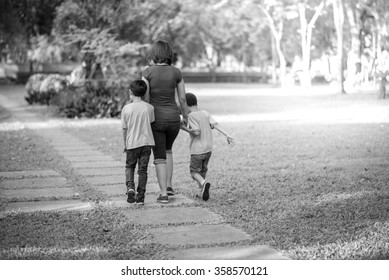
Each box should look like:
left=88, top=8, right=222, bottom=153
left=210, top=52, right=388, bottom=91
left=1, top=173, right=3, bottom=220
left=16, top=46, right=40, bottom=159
left=190, top=152, right=212, bottom=176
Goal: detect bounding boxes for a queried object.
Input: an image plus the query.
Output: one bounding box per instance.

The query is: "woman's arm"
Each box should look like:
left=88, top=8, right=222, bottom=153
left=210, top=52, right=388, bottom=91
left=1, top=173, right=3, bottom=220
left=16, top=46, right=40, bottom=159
left=141, top=76, right=150, bottom=103
left=177, top=78, right=189, bottom=125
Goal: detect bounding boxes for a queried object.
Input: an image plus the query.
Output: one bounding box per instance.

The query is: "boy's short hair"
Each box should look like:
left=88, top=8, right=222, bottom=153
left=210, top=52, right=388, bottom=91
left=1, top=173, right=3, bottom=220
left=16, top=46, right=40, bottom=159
left=148, top=40, right=174, bottom=65
left=129, top=80, right=147, bottom=97
left=186, top=92, right=197, bottom=107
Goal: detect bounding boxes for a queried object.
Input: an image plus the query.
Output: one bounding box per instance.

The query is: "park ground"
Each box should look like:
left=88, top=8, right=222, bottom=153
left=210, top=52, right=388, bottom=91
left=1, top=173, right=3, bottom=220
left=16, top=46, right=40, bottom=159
left=0, top=83, right=389, bottom=259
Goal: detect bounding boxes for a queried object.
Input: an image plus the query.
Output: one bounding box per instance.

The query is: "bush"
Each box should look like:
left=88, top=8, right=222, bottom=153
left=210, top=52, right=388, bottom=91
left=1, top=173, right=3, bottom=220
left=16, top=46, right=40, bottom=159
left=25, top=73, right=131, bottom=118
left=25, top=74, right=68, bottom=105
left=51, top=81, right=128, bottom=118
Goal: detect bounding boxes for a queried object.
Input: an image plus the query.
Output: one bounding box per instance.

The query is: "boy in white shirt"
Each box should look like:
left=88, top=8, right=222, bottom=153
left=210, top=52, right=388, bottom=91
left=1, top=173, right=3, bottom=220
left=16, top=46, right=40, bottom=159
left=181, top=93, right=234, bottom=201
left=121, top=80, right=155, bottom=205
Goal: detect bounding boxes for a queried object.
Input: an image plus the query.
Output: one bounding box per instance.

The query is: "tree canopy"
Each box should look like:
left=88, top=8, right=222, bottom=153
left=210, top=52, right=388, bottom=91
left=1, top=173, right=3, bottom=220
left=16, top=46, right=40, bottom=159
left=1, top=0, right=389, bottom=90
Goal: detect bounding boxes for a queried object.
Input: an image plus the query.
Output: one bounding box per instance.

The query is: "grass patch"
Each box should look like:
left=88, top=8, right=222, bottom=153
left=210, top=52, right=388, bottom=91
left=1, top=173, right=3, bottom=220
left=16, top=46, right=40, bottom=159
left=0, top=129, right=57, bottom=171
left=0, top=207, right=168, bottom=259
left=64, top=93, right=389, bottom=260
left=1, top=85, right=389, bottom=259
left=0, top=129, right=105, bottom=205
left=0, top=128, right=167, bottom=259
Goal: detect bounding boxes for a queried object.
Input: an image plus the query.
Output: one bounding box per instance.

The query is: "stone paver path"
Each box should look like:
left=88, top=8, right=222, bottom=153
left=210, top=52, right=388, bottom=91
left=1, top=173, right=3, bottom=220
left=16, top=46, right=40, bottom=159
left=0, top=170, right=61, bottom=179
left=1, top=177, right=67, bottom=189
left=1, top=169, right=92, bottom=212
left=6, top=200, right=92, bottom=212
left=0, top=91, right=288, bottom=260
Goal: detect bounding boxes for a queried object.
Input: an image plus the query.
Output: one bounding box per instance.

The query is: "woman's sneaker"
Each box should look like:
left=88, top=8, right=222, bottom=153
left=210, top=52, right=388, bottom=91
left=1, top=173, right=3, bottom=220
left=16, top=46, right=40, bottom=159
left=167, top=187, right=175, bottom=196
left=156, top=195, right=169, bottom=204
left=201, top=182, right=211, bottom=201
left=127, top=189, right=136, bottom=204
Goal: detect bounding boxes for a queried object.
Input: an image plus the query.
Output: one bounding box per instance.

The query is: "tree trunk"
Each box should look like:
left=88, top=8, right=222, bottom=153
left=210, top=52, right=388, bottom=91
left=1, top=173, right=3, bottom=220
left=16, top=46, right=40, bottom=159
left=276, top=37, right=287, bottom=87
left=344, top=0, right=362, bottom=91
left=260, top=6, right=287, bottom=87
left=271, top=36, right=278, bottom=85
left=379, top=77, right=386, bottom=99
left=299, top=4, right=310, bottom=88
left=298, top=1, right=326, bottom=88
left=333, top=0, right=346, bottom=94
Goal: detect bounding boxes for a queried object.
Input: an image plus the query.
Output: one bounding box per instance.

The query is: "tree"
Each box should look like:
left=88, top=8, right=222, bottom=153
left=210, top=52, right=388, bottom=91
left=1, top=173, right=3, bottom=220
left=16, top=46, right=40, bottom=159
left=374, top=0, right=389, bottom=98
left=0, top=0, right=63, bottom=64
left=298, top=0, right=327, bottom=88
left=259, top=1, right=290, bottom=87
left=343, top=0, right=362, bottom=91
left=53, top=0, right=150, bottom=84
left=0, top=0, right=23, bottom=62
left=331, top=0, right=346, bottom=94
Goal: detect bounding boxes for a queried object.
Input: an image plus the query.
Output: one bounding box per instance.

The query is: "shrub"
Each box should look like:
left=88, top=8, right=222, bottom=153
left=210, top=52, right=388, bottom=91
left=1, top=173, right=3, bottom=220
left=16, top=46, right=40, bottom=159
left=25, top=74, right=68, bottom=105
left=51, top=81, right=129, bottom=118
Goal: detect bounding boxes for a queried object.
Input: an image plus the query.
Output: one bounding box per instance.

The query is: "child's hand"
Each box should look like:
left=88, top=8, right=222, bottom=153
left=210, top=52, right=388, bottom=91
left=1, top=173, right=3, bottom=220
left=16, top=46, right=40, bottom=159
left=181, top=115, right=188, bottom=127
left=227, top=137, right=234, bottom=145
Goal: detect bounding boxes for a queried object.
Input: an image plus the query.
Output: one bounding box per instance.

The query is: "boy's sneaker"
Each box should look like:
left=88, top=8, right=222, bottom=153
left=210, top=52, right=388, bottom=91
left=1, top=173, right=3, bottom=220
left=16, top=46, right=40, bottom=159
left=136, top=196, right=144, bottom=205
left=201, top=182, right=211, bottom=201
left=127, top=189, right=136, bottom=204
left=156, top=195, right=169, bottom=204
left=167, top=187, right=175, bottom=196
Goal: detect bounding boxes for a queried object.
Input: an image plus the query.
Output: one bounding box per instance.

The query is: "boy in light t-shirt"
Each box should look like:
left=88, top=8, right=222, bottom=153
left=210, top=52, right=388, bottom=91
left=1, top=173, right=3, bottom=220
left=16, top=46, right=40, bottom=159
left=121, top=80, right=155, bottom=205
left=181, top=93, right=234, bottom=201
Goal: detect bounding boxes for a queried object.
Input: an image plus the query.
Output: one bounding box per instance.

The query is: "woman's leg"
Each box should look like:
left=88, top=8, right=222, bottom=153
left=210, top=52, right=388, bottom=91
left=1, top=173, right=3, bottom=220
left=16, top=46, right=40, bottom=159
left=165, top=122, right=181, bottom=192
left=151, top=122, right=169, bottom=199
left=166, top=150, right=174, bottom=190
left=155, top=161, right=168, bottom=196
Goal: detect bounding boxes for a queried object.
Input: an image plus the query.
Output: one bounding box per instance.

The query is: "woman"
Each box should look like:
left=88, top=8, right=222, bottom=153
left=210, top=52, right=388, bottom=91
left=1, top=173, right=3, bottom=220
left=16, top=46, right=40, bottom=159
left=141, top=40, right=189, bottom=204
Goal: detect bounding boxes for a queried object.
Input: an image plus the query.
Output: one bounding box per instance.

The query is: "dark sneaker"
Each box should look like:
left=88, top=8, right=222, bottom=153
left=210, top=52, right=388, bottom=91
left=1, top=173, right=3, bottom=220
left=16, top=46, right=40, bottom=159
left=156, top=195, right=169, bottom=204
left=167, top=187, right=175, bottom=196
left=127, top=189, right=136, bottom=204
left=136, top=196, right=144, bottom=205
left=201, top=182, right=211, bottom=201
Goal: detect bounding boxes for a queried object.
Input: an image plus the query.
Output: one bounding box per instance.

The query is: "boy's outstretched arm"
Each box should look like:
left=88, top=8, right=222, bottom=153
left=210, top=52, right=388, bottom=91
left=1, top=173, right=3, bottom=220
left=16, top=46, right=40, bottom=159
left=211, top=123, right=234, bottom=144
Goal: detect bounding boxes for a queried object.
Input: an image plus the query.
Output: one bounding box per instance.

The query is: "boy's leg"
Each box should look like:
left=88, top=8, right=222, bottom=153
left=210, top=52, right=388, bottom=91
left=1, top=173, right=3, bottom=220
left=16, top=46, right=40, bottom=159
left=136, top=146, right=152, bottom=204
left=200, top=152, right=212, bottom=201
left=199, top=152, right=212, bottom=180
left=190, top=154, right=206, bottom=189
left=191, top=172, right=205, bottom=186
left=126, top=148, right=140, bottom=203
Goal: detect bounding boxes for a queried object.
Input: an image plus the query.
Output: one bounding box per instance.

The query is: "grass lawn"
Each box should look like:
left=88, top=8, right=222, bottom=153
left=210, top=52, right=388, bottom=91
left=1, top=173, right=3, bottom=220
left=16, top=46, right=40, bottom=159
left=64, top=85, right=389, bottom=260
left=1, top=84, right=389, bottom=259
left=0, top=94, right=169, bottom=259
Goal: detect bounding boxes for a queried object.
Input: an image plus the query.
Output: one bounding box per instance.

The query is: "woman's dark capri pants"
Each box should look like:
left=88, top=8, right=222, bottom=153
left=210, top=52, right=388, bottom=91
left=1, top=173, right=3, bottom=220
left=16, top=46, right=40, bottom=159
left=151, top=121, right=181, bottom=164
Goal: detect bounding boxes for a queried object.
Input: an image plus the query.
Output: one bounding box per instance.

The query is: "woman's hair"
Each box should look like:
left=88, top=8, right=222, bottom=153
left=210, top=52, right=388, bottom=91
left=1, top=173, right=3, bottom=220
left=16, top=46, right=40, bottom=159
left=148, top=40, right=174, bottom=65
